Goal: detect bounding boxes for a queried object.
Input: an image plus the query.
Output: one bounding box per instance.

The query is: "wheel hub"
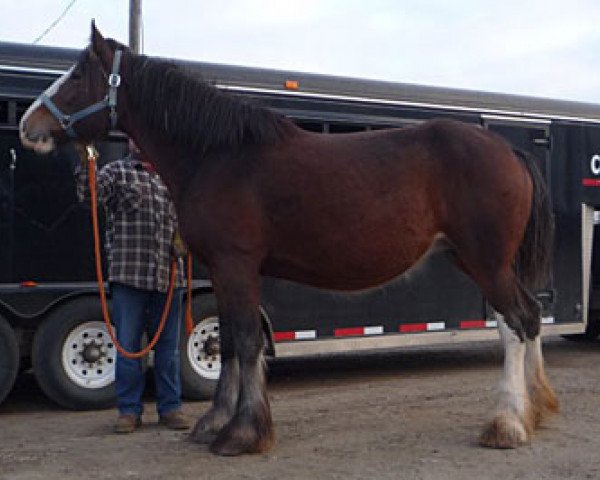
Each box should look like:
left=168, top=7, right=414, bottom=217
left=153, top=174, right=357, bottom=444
left=81, top=339, right=105, bottom=363
left=204, top=335, right=220, bottom=356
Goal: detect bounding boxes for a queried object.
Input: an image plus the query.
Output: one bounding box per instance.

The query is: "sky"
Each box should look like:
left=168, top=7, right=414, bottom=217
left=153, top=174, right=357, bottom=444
left=2, top=0, right=600, bottom=104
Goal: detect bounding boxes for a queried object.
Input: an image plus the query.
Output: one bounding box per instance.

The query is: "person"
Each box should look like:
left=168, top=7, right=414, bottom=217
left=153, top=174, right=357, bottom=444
left=74, top=139, right=190, bottom=433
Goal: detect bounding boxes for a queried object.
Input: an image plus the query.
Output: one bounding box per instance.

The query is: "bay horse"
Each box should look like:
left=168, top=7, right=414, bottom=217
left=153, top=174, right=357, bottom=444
left=20, top=23, right=558, bottom=456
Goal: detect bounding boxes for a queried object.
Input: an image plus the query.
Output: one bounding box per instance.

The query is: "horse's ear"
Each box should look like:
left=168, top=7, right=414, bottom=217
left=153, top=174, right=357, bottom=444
left=90, top=20, right=113, bottom=71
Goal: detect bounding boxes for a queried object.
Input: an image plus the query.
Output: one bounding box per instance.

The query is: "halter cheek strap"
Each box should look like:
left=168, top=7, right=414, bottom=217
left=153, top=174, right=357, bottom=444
left=107, top=49, right=122, bottom=128
left=40, top=48, right=123, bottom=139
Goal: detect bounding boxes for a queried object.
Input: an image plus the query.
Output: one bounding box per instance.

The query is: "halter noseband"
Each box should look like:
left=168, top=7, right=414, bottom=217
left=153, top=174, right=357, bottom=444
left=40, top=49, right=123, bottom=139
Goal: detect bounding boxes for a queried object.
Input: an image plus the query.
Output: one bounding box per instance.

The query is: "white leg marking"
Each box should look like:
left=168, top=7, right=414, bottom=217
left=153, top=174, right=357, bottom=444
left=525, top=335, right=543, bottom=388
left=497, top=317, right=528, bottom=420
left=480, top=314, right=530, bottom=447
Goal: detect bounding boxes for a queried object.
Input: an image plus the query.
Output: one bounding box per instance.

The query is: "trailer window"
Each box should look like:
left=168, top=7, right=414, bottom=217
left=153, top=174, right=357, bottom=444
left=328, top=123, right=366, bottom=133
left=0, top=101, right=8, bottom=125
left=16, top=102, right=31, bottom=125
left=296, top=120, right=325, bottom=133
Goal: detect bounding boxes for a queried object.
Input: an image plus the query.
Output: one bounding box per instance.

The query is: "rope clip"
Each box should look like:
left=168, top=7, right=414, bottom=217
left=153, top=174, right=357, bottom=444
left=85, top=144, right=99, bottom=162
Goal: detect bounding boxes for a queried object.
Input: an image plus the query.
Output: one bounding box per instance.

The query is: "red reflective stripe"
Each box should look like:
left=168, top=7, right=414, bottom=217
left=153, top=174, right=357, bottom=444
left=460, top=320, right=487, bottom=329
left=583, top=178, right=600, bottom=187
left=334, top=327, right=364, bottom=337
left=399, top=323, right=427, bottom=333
left=273, top=331, right=296, bottom=341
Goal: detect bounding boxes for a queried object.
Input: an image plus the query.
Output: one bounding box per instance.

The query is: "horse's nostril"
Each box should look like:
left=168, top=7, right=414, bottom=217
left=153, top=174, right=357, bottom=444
left=26, top=131, right=39, bottom=143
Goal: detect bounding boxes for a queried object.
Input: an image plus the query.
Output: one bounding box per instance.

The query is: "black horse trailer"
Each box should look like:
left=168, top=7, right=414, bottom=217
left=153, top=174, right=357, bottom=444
left=1, top=41, right=600, bottom=409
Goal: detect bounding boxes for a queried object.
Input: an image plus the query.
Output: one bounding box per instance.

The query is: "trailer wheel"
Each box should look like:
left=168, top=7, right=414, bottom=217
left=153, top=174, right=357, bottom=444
left=32, top=297, right=117, bottom=410
left=180, top=295, right=220, bottom=400
left=0, top=315, right=19, bottom=405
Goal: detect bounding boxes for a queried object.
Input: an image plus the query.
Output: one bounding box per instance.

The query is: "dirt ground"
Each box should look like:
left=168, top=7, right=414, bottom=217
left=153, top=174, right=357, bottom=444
left=1, top=336, right=600, bottom=480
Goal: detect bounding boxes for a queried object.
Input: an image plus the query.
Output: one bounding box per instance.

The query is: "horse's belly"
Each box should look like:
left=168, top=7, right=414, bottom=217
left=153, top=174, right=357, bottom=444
left=263, top=233, right=436, bottom=291
left=261, top=176, right=440, bottom=290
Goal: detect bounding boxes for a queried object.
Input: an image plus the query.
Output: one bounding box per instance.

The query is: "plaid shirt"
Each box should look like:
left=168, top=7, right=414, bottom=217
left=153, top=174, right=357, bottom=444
left=75, top=156, right=185, bottom=292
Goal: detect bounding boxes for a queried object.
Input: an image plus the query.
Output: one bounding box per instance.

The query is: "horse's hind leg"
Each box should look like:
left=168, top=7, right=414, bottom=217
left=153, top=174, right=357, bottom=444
left=480, top=314, right=532, bottom=448
left=525, top=318, right=559, bottom=427
left=479, top=276, right=558, bottom=448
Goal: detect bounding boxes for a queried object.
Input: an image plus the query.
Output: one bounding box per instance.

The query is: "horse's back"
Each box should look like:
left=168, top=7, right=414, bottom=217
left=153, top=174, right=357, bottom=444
left=262, top=118, right=524, bottom=231
left=217, top=118, right=531, bottom=290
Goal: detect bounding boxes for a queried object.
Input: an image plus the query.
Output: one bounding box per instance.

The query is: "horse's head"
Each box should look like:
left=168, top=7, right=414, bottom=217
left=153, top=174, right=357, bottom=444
left=20, top=22, right=126, bottom=153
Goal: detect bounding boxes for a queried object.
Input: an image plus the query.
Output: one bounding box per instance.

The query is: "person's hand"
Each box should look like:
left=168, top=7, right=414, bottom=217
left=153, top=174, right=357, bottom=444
left=172, top=230, right=188, bottom=258
left=72, top=143, right=99, bottom=169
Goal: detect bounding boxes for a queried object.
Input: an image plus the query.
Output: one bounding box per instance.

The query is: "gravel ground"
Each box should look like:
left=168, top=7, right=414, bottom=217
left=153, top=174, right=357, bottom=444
left=1, top=336, right=600, bottom=480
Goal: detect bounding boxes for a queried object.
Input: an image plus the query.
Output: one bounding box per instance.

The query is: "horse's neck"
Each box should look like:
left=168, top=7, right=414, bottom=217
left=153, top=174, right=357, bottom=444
left=124, top=125, right=183, bottom=195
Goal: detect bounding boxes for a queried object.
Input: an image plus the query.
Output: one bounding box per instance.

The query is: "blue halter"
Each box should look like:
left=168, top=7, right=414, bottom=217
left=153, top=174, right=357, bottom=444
left=40, top=49, right=123, bottom=138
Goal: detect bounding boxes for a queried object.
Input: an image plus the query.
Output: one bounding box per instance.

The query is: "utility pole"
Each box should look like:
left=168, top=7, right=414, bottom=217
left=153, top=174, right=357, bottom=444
left=129, top=0, right=142, bottom=54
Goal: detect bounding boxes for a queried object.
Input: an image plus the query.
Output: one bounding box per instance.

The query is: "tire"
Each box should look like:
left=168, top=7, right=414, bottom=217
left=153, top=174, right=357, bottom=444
left=0, top=315, right=19, bottom=405
left=180, top=295, right=220, bottom=400
left=32, top=297, right=117, bottom=410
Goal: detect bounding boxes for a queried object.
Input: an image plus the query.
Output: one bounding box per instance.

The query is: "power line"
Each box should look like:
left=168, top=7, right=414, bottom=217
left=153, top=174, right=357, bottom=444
left=33, top=0, right=78, bottom=45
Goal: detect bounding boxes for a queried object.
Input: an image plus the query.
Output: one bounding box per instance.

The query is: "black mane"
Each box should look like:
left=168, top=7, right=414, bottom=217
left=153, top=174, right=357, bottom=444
left=125, top=53, right=291, bottom=155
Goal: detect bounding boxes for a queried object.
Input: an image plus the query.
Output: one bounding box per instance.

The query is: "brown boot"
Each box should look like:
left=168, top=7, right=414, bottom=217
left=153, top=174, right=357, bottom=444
left=159, top=409, right=190, bottom=430
left=114, top=414, right=142, bottom=434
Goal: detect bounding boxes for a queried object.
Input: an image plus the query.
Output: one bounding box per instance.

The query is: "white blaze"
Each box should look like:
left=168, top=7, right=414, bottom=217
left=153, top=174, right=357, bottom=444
left=19, top=67, right=74, bottom=154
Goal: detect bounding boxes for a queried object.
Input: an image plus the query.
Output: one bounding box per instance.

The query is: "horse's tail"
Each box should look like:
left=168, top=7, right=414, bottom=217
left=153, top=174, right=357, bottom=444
left=514, top=148, right=554, bottom=291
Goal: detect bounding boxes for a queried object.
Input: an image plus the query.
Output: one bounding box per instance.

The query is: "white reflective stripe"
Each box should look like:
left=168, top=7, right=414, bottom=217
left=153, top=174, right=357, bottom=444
left=364, top=326, right=384, bottom=335
left=427, top=322, right=445, bottom=331
left=541, top=316, right=555, bottom=324
left=220, top=85, right=600, bottom=125
left=294, top=330, right=316, bottom=340
left=486, top=320, right=498, bottom=328
left=0, top=64, right=67, bottom=76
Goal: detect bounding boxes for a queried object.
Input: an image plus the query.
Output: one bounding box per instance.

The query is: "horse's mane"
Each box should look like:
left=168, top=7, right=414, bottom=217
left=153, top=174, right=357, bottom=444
left=124, top=51, right=291, bottom=155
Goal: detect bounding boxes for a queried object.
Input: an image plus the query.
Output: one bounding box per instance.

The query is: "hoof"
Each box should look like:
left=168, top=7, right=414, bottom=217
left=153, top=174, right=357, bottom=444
left=480, top=415, right=529, bottom=449
left=189, top=407, right=234, bottom=444
left=209, top=420, right=274, bottom=456
left=189, top=418, right=221, bottom=444
left=189, top=428, right=217, bottom=445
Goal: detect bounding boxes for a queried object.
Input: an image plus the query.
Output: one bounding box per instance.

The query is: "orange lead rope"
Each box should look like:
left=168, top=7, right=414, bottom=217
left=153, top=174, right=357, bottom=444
left=185, top=253, right=194, bottom=336
left=85, top=145, right=179, bottom=359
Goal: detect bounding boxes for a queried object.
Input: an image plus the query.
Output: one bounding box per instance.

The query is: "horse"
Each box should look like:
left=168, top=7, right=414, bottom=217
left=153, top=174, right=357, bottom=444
left=20, top=22, right=558, bottom=456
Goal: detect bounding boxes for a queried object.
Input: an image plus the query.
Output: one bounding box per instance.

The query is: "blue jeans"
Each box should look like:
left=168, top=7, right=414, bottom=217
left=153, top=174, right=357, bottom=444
left=111, top=282, right=184, bottom=417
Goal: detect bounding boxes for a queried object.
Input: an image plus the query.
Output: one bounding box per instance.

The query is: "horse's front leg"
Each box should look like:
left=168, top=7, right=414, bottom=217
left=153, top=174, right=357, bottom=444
left=198, top=259, right=273, bottom=455
left=189, top=327, right=239, bottom=443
